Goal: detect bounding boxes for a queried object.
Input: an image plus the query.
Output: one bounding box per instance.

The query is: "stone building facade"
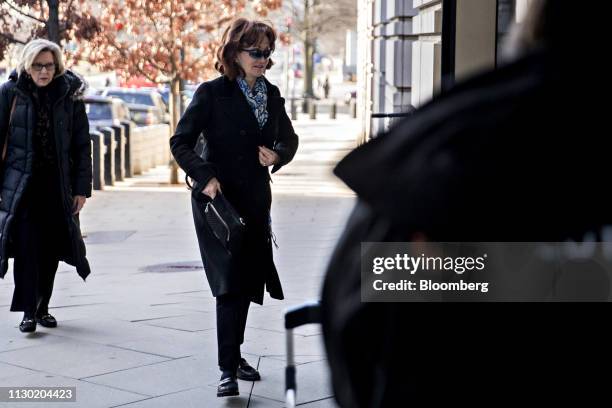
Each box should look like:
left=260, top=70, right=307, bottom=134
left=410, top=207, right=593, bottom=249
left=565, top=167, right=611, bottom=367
left=357, top=0, right=535, bottom=141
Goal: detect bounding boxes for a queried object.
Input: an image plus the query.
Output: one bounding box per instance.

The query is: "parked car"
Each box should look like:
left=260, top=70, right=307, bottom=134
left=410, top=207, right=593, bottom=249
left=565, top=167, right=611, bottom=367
left=182, top=88, right=195, bottom=107
left=126, top=104, right=165, bottom=126
left=158, top=87, right=170, bottom=109
left=84, top=86, right=102, bottom=97
left=84, top=96, right=131, bottom=131
left=159, top=86, right=197, bottom=112
left=100, top=88, right=169, bottom=124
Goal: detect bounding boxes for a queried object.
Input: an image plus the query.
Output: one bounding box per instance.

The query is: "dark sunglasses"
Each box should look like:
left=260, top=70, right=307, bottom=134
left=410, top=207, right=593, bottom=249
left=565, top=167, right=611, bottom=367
left=31, top=63, right=56, bottom=72
left=242, top=48, right=272, bottom=60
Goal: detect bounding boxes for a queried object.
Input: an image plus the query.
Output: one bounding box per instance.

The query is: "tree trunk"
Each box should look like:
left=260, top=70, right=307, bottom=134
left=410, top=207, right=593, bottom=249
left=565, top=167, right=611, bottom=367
left=46, top=0, right=60, bottom=44
left=302, top=0, right=315, bottom=98
left=304, top=39, right=315, bottom=98
left=169, top=77, right=181, bottom=184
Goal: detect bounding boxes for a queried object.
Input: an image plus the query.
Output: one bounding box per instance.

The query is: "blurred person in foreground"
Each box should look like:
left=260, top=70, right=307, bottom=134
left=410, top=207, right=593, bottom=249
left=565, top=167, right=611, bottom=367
left=322, top=1, right=611, bottom=406
left=0, top=39, right=92, bottom=333
left=170, top=18, right=298, bottom=397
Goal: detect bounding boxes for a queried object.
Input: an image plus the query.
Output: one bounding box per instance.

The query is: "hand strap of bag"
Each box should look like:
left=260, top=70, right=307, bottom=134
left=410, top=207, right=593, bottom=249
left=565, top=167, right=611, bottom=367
left=2, top=96, right=17, bottom=162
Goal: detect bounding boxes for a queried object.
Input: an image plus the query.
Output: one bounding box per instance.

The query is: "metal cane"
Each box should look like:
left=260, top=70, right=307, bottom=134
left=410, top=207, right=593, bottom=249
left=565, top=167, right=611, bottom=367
left=284, top=301, right=321, bottom=408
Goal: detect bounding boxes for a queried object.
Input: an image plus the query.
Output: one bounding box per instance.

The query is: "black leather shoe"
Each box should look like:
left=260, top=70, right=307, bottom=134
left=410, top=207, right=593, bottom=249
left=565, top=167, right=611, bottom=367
left=36, top=314, right=57, bottom=328
left=237, top=358, right=261, bottom=381
left=217, top=376, right=239, bottom=397
left=19, top=318, right=36, bottom=333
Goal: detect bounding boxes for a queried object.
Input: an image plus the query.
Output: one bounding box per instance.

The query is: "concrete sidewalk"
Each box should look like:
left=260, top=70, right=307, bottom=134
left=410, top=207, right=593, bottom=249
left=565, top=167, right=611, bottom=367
left=0, top=114, right=359, bottom=407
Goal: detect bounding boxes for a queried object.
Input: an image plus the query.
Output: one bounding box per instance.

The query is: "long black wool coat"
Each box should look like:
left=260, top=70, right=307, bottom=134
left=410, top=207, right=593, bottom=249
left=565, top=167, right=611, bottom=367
left=0, top=70, right=92, bottom=280
left=170, top=75, right=298, bottom=304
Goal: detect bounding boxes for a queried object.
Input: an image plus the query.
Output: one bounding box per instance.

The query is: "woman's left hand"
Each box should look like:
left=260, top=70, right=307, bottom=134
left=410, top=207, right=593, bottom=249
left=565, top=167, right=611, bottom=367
left=73, top=195, right=86, bottom=215
left=258, top=146, right=280, bottom=167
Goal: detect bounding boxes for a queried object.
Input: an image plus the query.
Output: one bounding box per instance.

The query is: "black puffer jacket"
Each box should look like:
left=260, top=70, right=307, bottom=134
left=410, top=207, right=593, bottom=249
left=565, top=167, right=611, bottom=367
left=0, top=69, right=92, bottom=280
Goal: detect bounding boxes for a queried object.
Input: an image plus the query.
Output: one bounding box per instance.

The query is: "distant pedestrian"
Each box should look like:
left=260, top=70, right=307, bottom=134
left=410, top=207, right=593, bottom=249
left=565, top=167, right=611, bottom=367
left=170, top=18, right=298, bottom=398
left=0, top=39, right=92, bottom=333
left=323, top=75, right=330, bottom=99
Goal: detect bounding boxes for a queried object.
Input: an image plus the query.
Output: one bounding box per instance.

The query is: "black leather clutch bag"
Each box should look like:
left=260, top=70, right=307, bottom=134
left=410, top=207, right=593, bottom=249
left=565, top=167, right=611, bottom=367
left=187, top=136, right=245, bottom=255
left=203, top=193, right=246, bottom=255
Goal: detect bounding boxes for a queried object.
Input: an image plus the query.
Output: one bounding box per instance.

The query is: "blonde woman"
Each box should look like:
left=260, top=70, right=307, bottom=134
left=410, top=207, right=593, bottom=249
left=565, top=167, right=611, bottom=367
left=0, top=39, right=92, bottom=333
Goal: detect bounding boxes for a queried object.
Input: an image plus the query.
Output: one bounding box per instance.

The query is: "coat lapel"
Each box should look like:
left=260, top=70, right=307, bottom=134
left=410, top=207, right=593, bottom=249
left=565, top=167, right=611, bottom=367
left=262, top=77, right=284, bottom=132
left=217, top=77, right=259, bottom=132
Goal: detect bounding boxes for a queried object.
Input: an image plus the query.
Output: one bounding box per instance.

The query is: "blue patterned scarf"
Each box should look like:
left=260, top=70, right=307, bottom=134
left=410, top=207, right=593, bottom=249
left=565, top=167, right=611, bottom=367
left=237, top=76, right=268, bottom=130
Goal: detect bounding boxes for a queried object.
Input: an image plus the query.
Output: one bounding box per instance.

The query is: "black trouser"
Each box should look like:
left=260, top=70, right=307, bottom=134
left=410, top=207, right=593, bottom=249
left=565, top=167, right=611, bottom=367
left=10, top=220, right=60, bottom=314
left=216, top=294, right=251, bottom=372
left=10, top=168, right=66, bottom=315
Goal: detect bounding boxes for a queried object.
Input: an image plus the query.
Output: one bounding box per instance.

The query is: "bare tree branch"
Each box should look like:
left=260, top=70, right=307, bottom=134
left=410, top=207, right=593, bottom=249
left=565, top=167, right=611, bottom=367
left=4, top=0, right=46, bottom=23
left=0, top=32, right=26, bottom=45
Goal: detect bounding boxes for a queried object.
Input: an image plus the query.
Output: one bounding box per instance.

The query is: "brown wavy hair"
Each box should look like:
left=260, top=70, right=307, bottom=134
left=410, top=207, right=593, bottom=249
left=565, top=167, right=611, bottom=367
left=215, top=18, right=276, bottom=80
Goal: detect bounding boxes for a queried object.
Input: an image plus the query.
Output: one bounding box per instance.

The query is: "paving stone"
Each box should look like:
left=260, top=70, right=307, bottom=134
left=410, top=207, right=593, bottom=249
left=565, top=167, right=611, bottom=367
left=141, top=313, right=216, bottom=333
left=46, top=319, right=194, bottom=346
left=0, top=372, right=146, bottom=408
left=83, top=354, right=220, bottom=397
left=84, top=230, right=137, bottom=244
left=250, top=357, right=333, bottom=404
left=0, top=319, right=67, bottom=353
left=110, top=331, right=216, bottom=360
left=104, top=386, right=249, bottom=408
left=0, top=337, right=169, bottom=379
left=0, top=361, right=36, bottom=380
left=299, top=397, right=340, bottom=407
left=240, top=328, right=326, bottom=364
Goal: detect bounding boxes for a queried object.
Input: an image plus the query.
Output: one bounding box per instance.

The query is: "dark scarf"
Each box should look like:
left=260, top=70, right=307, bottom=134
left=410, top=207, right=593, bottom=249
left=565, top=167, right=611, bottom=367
left=28, top=77, right=58, bottom=170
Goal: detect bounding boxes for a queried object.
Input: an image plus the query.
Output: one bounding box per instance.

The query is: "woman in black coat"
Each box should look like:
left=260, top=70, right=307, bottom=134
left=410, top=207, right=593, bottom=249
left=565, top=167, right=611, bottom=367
left=170, top=18, right=298, bottom=397
left=0, top=39, right=92, bottom=333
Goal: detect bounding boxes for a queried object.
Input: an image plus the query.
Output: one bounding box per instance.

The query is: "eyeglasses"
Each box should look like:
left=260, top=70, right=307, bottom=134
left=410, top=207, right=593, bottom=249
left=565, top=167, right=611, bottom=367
left=241, top=48, right=272, bottom=60
left=32, top=63, right=56, bottom=72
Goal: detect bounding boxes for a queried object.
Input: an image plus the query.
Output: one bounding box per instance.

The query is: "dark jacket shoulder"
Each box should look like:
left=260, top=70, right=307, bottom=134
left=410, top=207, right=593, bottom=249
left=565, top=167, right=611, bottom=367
left=62, top=69, right=88, bottom=100
left=1, top=74, right=17, bottom=98
left=200, top=75, right=224, bottom=93
left=0, top=77, right=16, bottom=118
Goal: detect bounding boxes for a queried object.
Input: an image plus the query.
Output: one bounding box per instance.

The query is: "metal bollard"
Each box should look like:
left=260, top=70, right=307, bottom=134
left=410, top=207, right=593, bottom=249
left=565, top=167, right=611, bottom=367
left=120, top=120, right=133, bottom=178
left=350, top=99, right=357, bottom=119
left=90, top=131, right=104, bottom=190
left=329, top=102, right=337, bottom=119
left=290, top=98, right=298, bottom=121
left=100, top=127, right=115, bottom=186
left=308, top=101, right=317, bottom=120
left=110, top=125, right=125, bottom=182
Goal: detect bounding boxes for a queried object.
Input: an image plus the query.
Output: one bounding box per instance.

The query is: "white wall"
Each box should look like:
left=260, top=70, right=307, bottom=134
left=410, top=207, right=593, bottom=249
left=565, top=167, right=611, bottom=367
left=358, top=0, right=418, bottom=140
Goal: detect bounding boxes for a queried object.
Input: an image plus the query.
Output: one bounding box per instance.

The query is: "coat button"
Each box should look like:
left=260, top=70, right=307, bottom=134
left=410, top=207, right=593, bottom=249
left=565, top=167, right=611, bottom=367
left=240, top=130, right=246, bottom=136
